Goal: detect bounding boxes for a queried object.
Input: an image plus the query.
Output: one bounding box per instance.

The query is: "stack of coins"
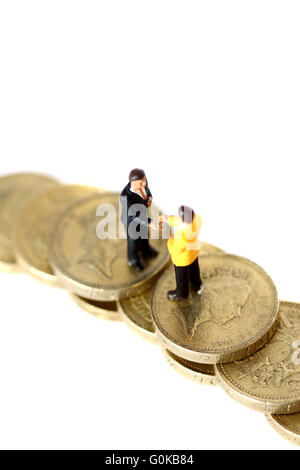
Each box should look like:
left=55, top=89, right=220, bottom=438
left=1, top=172, right=300, bottom=447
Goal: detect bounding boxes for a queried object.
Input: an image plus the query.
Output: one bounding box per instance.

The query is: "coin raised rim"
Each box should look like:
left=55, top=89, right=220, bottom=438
left=266, top=413, right=300, bottom=446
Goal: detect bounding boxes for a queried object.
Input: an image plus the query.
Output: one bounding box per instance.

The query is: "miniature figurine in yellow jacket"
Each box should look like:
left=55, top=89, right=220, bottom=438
left=167, top=213, right=202, bottom=266
left=159, top=206, right=203, bottom=301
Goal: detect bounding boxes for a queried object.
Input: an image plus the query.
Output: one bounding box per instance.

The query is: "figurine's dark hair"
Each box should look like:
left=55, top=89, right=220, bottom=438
left=129, top=168, right=146, bottom=181
left=178, top=205, right=195, bottom=224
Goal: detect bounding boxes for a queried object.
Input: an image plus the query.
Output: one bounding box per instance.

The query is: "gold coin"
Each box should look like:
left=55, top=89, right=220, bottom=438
left=119, top=243, right=224, bottom=344
left=14, top=184, right=103, bottom=286
left=118, top=281, right=157, bottom=343
left=266, top=412, right=300, bottom=447
left=162, top=349, right=218, bottom=386
left=70, top=293, right=121, bottom=321
left=0, top=243, right=22, bottom=273
left=0, top=173, right=58, bottom=271
left=215, top=302, right=300, bottom=414
left=0, top=173, right=58, bottom=249
left=49, top=193, right=170, bottom=300
left=151, top=253, right=279, bottom=364
left=198, top=242, right=224, bottom=255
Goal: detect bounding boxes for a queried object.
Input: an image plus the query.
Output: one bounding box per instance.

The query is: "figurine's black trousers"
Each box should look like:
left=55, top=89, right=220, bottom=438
left=174, top=258, right=202, bottom=297
left=127, top=226, right=151, bottom=262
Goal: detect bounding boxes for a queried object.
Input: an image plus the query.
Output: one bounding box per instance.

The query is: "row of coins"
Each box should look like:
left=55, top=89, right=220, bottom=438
left=0, top=172, right=300, bottom=447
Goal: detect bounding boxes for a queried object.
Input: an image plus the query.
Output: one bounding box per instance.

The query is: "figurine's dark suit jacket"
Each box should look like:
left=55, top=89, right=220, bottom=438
left=120, top=182, right=152, bottom=263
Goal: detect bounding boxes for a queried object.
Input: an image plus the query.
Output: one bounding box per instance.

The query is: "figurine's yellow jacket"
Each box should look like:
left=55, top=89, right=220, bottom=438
left=167, top=214, right=202, bottom=267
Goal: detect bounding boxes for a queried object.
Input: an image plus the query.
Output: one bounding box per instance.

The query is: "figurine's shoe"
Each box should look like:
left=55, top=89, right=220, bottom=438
left=167, top=290, right=188, bottom=301
left=128, top=259, right=145, bottom=271
left=142, top=246, right=158, bottom=258
left=191, top=284, right=203, bottom=295
left=196, top=285, right=204, bottom=295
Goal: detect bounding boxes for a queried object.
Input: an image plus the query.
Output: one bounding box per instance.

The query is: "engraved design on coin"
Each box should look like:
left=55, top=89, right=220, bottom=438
left=127, top=294, right=153, bottom=330
left=292, top=340, right=300, bottom=365
left=171, top=277, right=252, bottom=339
left=50, top=193, right=170, bottom=300
left=119, top=286, right=156, bottom=341
left=216, top=302, right=300, bottom=414
left=74, top=209, right=127, bottom=279
left=152, top=254, right=278, bottom=363
left=119, top=244, right=224, bottom=342
left=225, top=307, right=300, bottom=394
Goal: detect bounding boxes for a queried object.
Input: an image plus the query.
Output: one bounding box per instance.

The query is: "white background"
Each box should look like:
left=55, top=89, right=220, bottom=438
left=0, top=0, right=300, bottom=450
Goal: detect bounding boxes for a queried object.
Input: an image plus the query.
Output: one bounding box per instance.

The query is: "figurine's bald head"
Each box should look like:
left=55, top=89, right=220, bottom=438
left=129, top=168, right=146, bottom=191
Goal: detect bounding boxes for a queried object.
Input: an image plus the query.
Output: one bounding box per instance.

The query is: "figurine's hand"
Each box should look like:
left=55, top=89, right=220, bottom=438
left=147, top=197, right=152, bottom=207
left=159, top=214, right=169, bottom=223
left=149, top=221, right=159, bottom=231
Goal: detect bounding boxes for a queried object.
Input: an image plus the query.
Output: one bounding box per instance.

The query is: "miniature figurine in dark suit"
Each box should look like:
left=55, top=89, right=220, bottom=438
left=120, top=169, right=158, bottom=271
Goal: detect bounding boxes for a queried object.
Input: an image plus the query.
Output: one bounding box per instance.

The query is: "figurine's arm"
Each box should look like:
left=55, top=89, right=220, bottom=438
left=158, top=215, right=180, bottom=226
left=128, top=214, right=158, bottom=231
left=128, top=213, right=151, bottom=227
left=146, top=184, right=152, bottom=207
left=159, top=214, right=169, bottom=224
left=146, top=181, right=152, bottom=199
